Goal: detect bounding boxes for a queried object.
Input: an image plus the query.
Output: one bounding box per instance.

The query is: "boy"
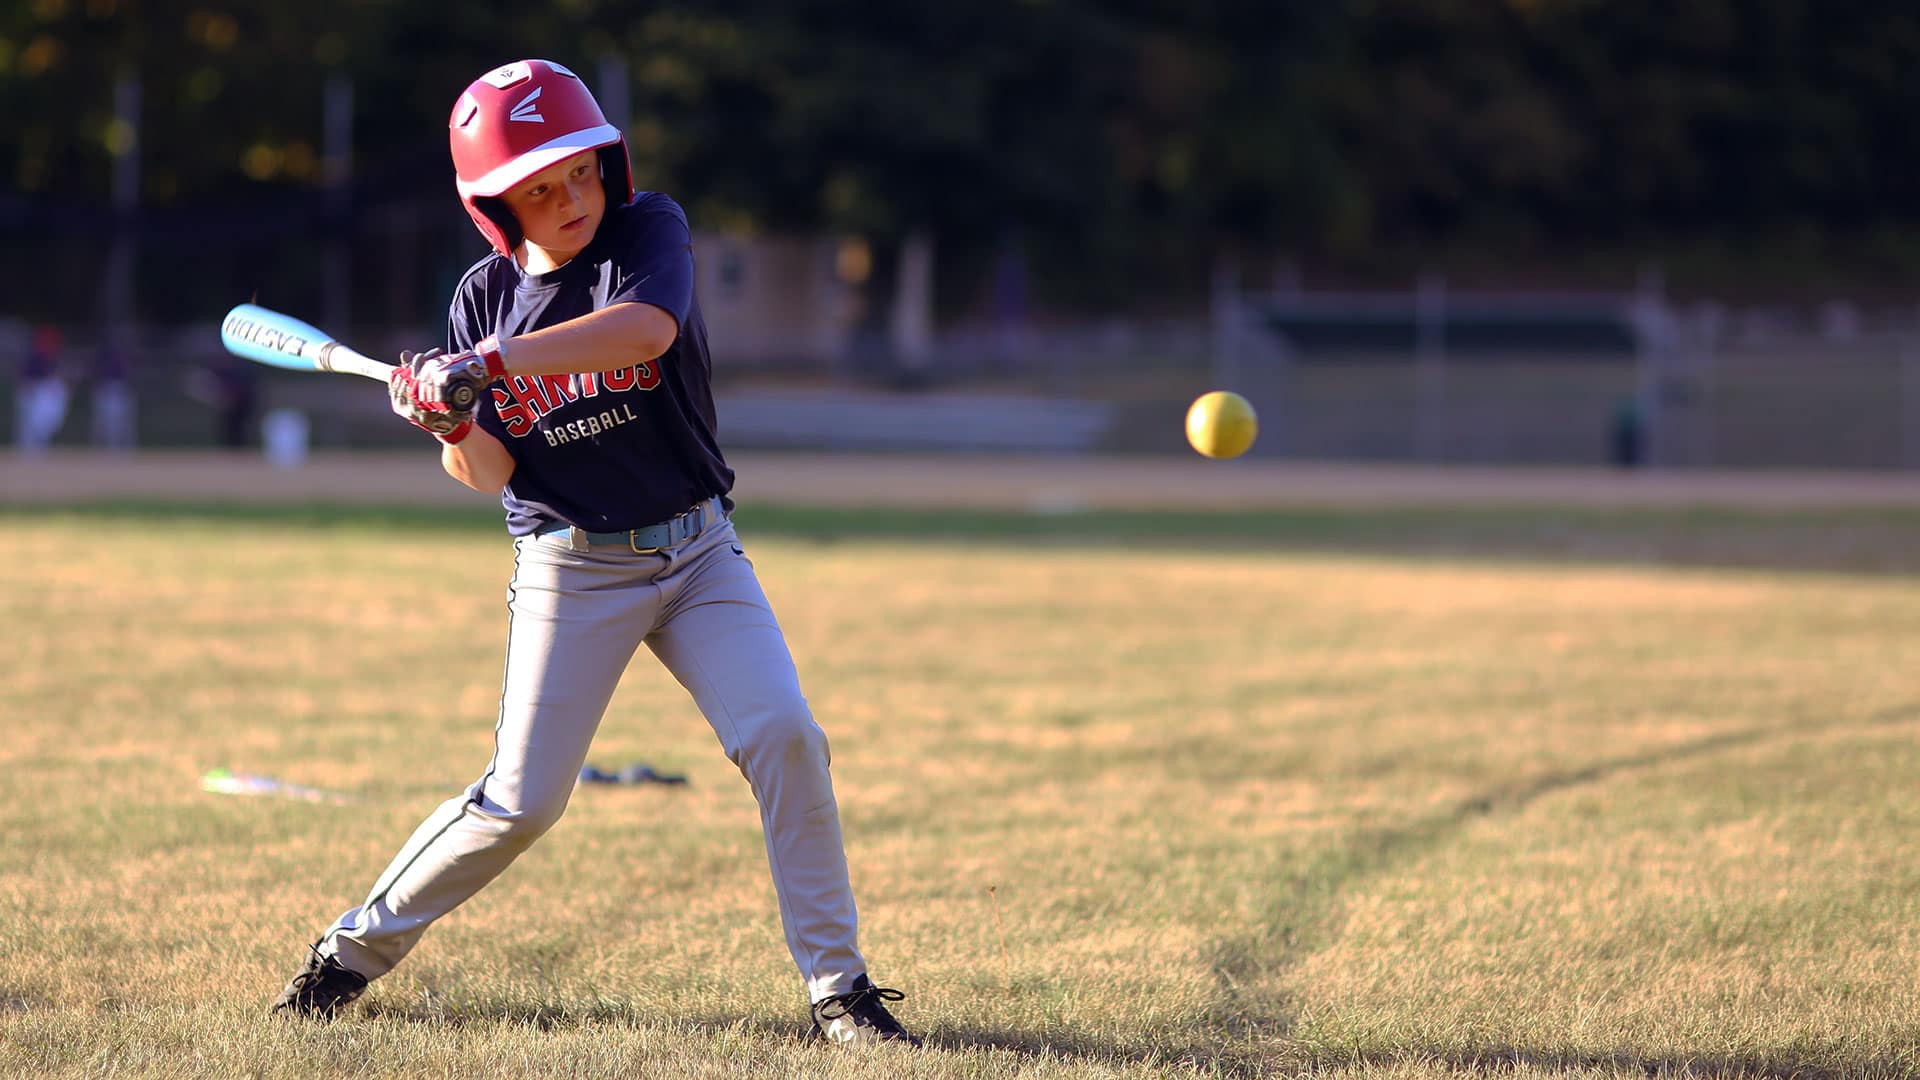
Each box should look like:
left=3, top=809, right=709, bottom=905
left=270, top=59, right=918, bottom=1048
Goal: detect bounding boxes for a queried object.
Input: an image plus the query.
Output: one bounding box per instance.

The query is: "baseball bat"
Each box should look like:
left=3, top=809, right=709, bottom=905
left=218, top=303, right=481, bottom=411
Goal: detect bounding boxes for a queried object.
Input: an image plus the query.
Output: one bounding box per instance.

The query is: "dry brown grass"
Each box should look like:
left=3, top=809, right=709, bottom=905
left=3, top=505, right=1919, bottom=1078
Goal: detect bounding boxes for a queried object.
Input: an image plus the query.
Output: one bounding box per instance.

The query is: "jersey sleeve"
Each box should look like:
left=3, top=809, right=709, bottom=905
left=606, top=195, right=695, bottom=329
left=447, top=284, right=484, bottom=355
left=445, top=261, right=499, bottom=429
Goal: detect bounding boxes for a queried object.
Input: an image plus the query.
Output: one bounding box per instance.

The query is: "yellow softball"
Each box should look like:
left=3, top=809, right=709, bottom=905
left=1185, top=390, right=1258, bottom=459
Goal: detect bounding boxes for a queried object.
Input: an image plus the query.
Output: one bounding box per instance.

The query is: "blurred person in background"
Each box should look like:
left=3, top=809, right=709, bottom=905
left=991, top=237, right=1029, bottom=375
left=187, top=354, right=257, bottom=448
left=90, top=330, right=136, bottom=451
left=15, top=324, right=70, bottom=454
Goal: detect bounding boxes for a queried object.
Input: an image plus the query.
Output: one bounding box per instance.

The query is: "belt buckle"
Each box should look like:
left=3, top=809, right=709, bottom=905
left=628, top=500, right=711, bottom=554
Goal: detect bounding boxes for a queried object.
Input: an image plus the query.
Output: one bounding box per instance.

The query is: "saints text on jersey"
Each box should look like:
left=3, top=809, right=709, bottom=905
left=491, top=361, right=663, bottom=444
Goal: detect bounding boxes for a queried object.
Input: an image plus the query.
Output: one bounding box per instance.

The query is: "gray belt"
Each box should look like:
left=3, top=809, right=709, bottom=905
left=535, top=497, right=726, bottom=553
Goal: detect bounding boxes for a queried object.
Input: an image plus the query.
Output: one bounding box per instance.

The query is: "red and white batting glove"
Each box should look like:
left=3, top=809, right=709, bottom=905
left=389, top=349, right=475, bottom=444
left=417, top=335, right=508, bottom=411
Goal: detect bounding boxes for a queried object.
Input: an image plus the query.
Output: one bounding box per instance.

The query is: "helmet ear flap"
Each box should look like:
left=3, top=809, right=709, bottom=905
left=597, top=143, right=634, bottom=207
left=474, top=196, right=522, bottom=254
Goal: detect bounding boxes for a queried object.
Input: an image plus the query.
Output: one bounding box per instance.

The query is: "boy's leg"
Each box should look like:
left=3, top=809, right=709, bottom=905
left=645, top=521, right=867, bottom=1002
left=318, top=536, right=658, bottom=979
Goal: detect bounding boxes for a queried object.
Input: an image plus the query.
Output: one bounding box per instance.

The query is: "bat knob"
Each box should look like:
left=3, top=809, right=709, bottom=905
left=447, top=381, right=478, bottom=411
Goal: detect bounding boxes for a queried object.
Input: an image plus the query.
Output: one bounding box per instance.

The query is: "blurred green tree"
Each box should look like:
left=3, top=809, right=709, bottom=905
left=4, top=0, right=1919, bottom=320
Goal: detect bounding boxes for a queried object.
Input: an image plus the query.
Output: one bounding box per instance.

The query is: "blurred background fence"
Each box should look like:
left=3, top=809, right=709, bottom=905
left=6, top=281, right=1920, bottom=468
left=1212, top=280, right=1920, bottom=470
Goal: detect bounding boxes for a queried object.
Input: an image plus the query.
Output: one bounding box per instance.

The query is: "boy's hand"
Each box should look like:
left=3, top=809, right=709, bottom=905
left=416, top=335, right=508, bottom=411
left=390, top=349, right=475, bottom=443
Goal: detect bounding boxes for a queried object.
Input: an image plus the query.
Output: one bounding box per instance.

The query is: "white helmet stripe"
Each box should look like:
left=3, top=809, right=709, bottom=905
left=454, top=124, right=622, bottom=197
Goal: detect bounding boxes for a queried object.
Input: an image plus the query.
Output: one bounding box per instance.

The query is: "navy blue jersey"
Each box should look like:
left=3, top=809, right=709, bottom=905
left=447, top=192, right=733, bottom=535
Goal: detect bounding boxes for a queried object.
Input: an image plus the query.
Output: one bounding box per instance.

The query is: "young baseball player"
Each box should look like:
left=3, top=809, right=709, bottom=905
left=270, top=59, right=919, bottom=1048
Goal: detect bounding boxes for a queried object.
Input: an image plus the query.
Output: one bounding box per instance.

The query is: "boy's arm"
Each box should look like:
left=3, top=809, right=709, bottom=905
left=494, top=301, right=678, bottom=378
left=414, top=301, right=676, bottom=409
left=441, top=423, right=515, bottom=493
left=499, top=303, right=679, bottom=382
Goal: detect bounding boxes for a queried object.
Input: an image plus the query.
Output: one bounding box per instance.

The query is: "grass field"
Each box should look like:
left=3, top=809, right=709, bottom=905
left=4, top=501, right=1919, bottom=1078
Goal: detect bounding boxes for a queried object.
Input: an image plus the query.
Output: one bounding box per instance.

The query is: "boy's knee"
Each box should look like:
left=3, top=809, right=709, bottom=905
left=474, top=785, right=571, bottom=848
left=734, top=706, right=830, bottom=773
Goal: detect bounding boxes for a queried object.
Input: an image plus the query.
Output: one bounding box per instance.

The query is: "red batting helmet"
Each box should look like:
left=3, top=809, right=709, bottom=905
left=449, top=59, right=635, bottom=256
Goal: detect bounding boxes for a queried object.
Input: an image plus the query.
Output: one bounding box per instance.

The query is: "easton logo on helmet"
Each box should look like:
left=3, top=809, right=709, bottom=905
left=509, top=88, right=544, bottom=123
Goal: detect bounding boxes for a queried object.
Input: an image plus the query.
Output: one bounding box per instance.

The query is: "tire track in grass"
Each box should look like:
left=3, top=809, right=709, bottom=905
left=1204, top=703, right=1920, bottom=1077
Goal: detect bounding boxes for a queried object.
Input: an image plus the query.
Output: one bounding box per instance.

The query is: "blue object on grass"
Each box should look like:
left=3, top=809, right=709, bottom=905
left=578, top=762, right=689, bottom=786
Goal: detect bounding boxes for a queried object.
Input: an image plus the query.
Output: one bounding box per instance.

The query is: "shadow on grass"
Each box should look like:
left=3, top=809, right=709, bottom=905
left=918, top=1025, right=1268, bottom=1076
left=9, top=500, right=1920, bottom=576
left=363, top=996, right=1280, bottom=1076
left=360, top=997, right=810, bottom=1041
left=1202, top=701, right=1920, bottom=1077
left=346, top=1001, right=1907, bottom=1079
left=1340, top=1047, right=1917, bottom=1080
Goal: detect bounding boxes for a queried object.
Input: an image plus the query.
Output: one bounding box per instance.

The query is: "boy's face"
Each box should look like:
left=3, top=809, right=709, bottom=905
left=500, top=149, right=606, bottom=263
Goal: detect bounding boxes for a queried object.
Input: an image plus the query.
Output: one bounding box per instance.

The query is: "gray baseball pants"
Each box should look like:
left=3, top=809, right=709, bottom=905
left=319, top=512, right=867, bottom=1003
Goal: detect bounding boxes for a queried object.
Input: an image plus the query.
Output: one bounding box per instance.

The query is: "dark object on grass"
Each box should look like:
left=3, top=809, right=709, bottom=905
left=578, top=762, right=689, bottom=786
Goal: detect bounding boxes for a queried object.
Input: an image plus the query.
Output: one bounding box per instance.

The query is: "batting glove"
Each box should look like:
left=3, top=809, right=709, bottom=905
left=390, top=349, right=476, bottom=443
left=416, top=335, right=508, bottom=411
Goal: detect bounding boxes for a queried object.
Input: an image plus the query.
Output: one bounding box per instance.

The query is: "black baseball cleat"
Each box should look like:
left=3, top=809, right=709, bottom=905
left=270, top=942, right=369, bottom=1020
left=810, top=975, right=922, bottom=1047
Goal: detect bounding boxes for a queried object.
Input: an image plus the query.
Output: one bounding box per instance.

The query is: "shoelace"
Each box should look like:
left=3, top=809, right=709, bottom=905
left=814, top=983, right=907, bottom=1023
left=291, top=942, right=361, bottom=997
left=290, top=942, right=329, bottom=990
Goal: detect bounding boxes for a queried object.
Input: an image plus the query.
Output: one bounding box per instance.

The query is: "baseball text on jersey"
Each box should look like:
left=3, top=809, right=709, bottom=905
left=490, top=362, right=662, bottom=439
left=537, top=402, right=640, bottom=446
